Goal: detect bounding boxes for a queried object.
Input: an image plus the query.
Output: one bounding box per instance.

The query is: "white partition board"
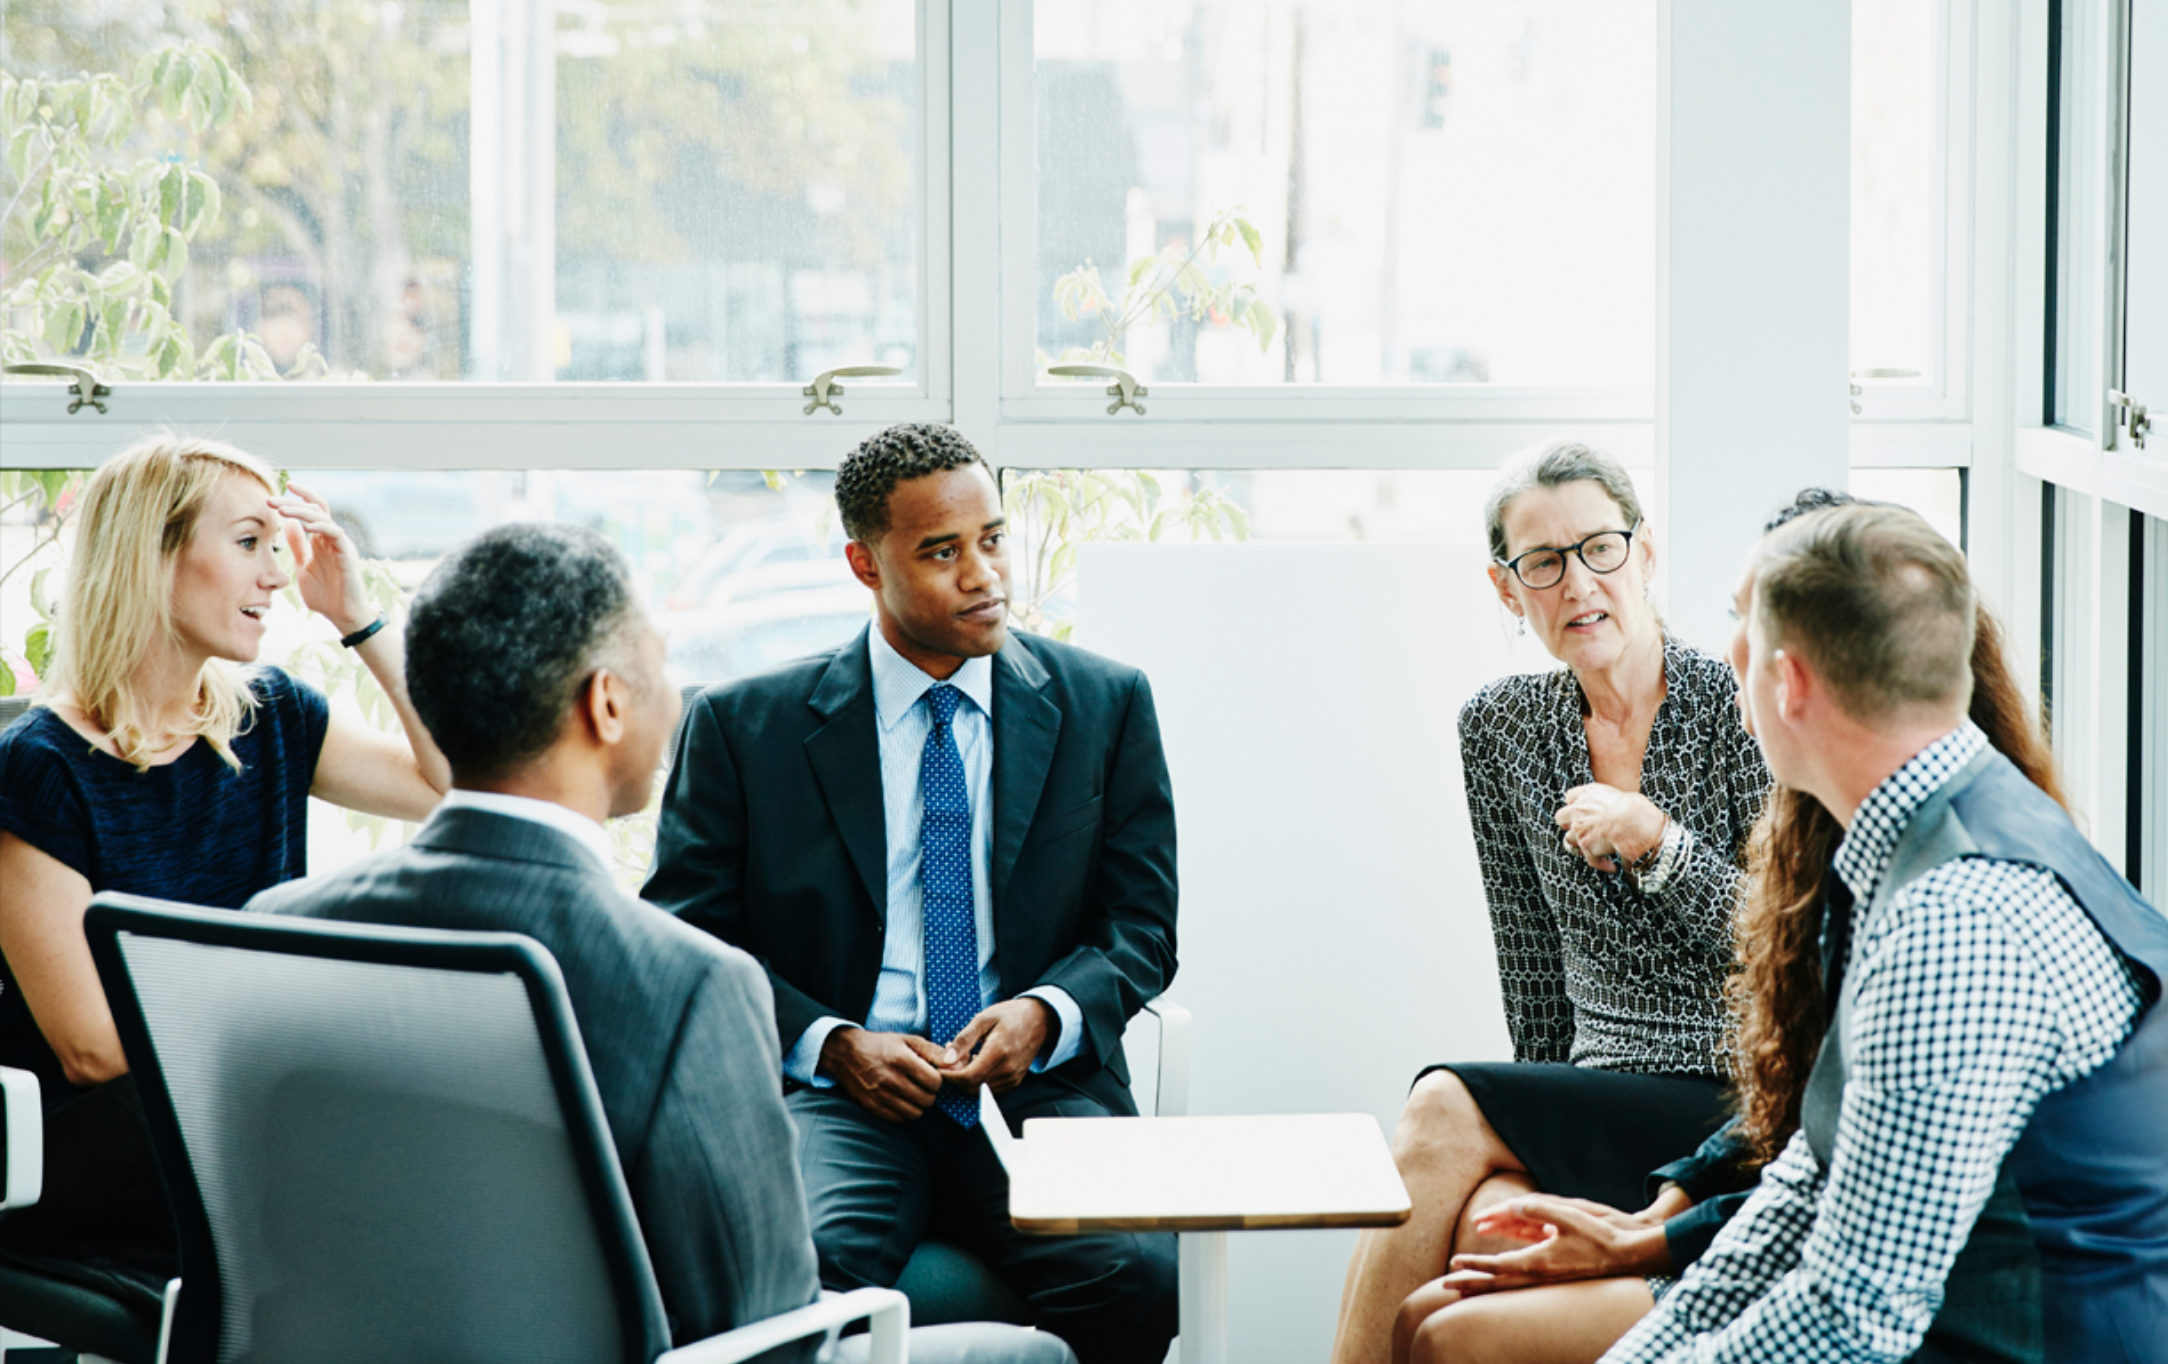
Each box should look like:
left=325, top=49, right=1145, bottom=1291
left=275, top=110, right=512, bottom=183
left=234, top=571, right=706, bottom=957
left=1077, top=541, right=1557, bottom=1364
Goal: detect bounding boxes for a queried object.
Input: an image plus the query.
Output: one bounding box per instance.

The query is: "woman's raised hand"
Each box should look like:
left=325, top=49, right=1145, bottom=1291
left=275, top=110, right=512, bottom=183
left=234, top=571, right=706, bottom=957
left=1554, top=783, right=1666, bottom=873
left=272, top=483, right=374, bottom=637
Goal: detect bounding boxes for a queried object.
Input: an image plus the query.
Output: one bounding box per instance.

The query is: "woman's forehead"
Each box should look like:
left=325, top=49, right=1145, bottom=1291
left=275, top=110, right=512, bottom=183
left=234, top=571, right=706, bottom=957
left=1502, top=480, right=1627, bottom=548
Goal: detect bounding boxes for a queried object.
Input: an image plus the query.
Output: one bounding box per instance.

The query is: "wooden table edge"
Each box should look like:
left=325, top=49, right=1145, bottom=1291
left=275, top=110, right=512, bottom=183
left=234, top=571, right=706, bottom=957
left=1013, top=1206, right=1412, bottom=1236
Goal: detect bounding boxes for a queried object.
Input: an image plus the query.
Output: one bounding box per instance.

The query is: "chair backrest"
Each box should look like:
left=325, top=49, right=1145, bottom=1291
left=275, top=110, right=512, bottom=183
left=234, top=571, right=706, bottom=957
left=0, top=695, right=35, bottom=733
left=85, top=893, right=672, bottom=1364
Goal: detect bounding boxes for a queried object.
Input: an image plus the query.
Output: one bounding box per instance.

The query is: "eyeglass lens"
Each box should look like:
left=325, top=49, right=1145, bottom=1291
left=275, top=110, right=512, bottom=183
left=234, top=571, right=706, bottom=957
left=1516, top=531, right=1630, bottom=587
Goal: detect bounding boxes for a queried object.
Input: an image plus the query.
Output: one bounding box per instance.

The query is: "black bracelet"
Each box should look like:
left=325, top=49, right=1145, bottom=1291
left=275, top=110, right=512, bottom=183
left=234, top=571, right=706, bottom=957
left=339, top=615, right=388, bottom=649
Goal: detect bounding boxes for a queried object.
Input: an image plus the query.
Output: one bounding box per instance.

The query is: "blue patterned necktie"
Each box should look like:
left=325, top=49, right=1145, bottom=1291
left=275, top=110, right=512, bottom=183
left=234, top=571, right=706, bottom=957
left=920, top=683, right=981, bottom=1127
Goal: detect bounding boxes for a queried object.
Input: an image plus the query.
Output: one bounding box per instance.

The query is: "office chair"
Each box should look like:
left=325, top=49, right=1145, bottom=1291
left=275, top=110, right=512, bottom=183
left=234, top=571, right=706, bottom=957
left=0, top=1063, right=167, bottom=1364
left=84, top=892, right=907, bottom=1364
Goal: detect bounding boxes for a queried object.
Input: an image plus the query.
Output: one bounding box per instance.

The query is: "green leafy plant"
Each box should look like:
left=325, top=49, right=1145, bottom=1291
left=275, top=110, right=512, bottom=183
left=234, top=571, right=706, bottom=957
left=1003, top=470, right=1248, bottom=641
left=1, top=42, right=294, bottom=379
left=1049, top=206, right=1279, bottom=367
left=0, top=469, right=85, bottom=695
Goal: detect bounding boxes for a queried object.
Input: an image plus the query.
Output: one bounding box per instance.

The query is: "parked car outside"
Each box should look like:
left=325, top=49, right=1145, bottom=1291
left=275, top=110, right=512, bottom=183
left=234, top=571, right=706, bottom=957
left=661, top=587, right=870, bottom=689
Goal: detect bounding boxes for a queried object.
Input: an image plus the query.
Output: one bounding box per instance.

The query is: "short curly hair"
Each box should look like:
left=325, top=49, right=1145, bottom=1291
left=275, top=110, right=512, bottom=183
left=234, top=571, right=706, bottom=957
left=833, top=423, right=991, bottom=542
left=406, top=523, right=643, bottom=780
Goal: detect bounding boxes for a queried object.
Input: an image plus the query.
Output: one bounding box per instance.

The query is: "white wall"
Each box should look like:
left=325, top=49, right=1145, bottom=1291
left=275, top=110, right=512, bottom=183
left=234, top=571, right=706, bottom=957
left=1657, top=1, right=1853, bottom=653
left=1080, top=541, right=1556, bottom=1363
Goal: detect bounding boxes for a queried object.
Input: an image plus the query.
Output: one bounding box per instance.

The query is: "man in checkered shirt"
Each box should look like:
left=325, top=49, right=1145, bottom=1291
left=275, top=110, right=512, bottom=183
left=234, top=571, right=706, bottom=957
left=1603, top=505, right=2166, bottom=1363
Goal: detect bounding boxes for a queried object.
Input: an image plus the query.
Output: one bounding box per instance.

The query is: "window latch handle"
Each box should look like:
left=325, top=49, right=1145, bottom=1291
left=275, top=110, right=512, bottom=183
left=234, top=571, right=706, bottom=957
left=1046, top=364, right=1147, bottom=416
left=802, top=366, right=902, bottom=416
left=2109, top=389, right=2151, bottom=451
left=1847, top=368, right=1920, bottom=417
left=4, top=363, right=110, bottom=415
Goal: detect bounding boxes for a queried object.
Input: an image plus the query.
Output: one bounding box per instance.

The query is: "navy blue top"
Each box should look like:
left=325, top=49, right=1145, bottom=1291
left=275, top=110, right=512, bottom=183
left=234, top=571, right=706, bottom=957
left=0, top=669, right=329, bottom=1099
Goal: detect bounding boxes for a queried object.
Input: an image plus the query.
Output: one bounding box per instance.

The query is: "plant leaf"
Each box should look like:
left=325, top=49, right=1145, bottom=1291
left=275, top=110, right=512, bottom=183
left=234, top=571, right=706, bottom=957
left=24, top=622, right=53, bottom=678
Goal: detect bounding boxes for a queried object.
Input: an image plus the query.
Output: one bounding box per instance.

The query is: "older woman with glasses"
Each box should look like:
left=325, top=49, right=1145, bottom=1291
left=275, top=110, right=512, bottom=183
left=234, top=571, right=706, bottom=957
left=1330, top=442, right=1770, bottom=1364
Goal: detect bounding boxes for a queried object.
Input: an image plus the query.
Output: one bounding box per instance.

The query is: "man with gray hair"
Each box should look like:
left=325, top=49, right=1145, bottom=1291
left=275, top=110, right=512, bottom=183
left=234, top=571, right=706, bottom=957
left=251, top=524, right=1073, bottom=1364
left=1603, top=504, right=2167, bottom=1363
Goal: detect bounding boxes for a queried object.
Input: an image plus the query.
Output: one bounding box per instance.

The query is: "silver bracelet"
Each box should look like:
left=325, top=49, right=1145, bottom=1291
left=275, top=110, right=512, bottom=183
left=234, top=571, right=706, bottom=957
left=1634, top=817, right=1689, bottom=896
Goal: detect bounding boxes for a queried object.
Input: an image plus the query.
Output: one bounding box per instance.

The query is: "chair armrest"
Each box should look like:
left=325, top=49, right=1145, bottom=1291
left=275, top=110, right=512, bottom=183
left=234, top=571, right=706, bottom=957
left=0, top=1065, right=42, bottom=1210
left=154, top=1277, right=181, bottom=1364
left=656, top=1286, right=910, bottom=1364
left=1140, top=998, right=1191, bottom=1118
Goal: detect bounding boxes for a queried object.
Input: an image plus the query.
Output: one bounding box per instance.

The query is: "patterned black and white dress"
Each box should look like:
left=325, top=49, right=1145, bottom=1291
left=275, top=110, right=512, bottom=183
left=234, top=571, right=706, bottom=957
left=1425, top=637, right=1771, bottom=1211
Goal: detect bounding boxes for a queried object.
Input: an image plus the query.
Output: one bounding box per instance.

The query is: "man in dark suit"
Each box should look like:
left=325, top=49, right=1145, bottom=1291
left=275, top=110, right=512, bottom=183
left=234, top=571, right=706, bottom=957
left=645, top=424, right=1180, bottom=1364
left=251, top=524, right=1072, bottom=1364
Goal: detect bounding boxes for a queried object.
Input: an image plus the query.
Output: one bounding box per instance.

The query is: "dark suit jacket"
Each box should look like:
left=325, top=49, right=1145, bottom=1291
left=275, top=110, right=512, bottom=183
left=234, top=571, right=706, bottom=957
left=643, top=627, right=1179, bottom=1113
left=247, top=806, right=821, bottom=1353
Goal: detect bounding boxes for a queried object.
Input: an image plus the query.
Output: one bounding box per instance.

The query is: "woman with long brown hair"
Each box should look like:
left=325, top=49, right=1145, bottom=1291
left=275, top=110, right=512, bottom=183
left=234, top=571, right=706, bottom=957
left=1387, top=488, right=2067, bottom=1364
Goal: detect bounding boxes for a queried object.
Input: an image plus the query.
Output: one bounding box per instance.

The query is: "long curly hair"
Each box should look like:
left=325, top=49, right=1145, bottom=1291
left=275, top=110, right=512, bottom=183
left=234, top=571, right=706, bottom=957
left=1728, top=602, right=2067, bottom=1164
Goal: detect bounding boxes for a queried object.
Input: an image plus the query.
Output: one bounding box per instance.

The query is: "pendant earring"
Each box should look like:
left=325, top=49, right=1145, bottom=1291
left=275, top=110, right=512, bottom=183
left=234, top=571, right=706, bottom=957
left=1516, top=614, right=1526, bottom=636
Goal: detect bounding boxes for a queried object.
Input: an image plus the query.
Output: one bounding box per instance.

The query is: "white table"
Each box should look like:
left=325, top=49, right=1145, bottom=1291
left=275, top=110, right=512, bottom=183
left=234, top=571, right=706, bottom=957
left=981, top=1089, right=1410, bottom=1364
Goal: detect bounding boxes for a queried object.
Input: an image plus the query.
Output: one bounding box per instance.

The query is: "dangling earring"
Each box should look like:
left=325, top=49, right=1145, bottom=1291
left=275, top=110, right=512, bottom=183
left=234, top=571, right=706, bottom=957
left=1516, top=614, right=1527, bottom=636
left=1643, top=582, right=1652, bottom=602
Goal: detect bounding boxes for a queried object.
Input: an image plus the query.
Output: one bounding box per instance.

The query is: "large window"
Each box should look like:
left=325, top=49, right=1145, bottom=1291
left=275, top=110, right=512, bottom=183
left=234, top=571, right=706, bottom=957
left=1030, top=0, right=1657, bottom=392
left=1851, top=0, right=1942, bottom=388
left=2, top=0, right=924, bottom=386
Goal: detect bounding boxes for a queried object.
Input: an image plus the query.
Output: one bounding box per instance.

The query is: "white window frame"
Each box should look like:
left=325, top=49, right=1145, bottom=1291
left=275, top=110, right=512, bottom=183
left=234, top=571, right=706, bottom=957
left=2013, top=0, right=2168, bottom=518
left=0, top=2, right=956, bottom=471
left=0, top=1, right=1981, bottom=483
left=2008, top=0, right=2168, bottom=873
left=1851, top=0, right=1976, bottom=426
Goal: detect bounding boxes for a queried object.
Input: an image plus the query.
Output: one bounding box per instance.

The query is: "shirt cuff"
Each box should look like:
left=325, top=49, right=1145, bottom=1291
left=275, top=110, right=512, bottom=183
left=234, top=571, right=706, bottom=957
left=784, top=1017, right=854, bottom=1088
left=1648, top=1117, right=1755, bottom=1205
left=1661, top=1190, right=1751, bottom=1272
left=1021, top=986, right=1084, bottom=1072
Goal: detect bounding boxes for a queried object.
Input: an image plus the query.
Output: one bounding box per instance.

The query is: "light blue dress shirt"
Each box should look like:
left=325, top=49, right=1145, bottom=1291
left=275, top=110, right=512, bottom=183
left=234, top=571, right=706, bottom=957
left=783, top=627, right=1083, bottom=1085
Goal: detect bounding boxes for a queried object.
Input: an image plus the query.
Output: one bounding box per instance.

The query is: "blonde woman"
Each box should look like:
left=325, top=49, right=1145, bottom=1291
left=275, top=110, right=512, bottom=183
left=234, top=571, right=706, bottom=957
left=0, top=436, right=446, bottom=1306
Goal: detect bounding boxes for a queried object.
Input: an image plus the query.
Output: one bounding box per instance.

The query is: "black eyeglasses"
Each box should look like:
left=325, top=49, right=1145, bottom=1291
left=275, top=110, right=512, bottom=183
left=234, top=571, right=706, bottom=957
left=1496, top=525, right=1640, bottom=589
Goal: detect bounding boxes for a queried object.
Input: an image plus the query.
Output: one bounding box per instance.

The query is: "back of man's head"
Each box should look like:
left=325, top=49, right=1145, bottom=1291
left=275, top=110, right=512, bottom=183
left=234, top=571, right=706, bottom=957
left=407, top=524, right=644, bottom=781
left=1753, top=503, right=1976, bottom=725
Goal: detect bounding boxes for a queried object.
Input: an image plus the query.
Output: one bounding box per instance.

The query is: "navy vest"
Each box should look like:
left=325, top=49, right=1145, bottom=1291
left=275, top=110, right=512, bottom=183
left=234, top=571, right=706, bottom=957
left=1805, top=747, right=2168, bottom=1364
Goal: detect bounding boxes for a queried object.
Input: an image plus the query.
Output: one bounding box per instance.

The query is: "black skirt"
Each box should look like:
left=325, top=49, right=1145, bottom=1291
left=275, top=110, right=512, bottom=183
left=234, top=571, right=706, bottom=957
left=1417, top=1061, right=1733, bottom=1214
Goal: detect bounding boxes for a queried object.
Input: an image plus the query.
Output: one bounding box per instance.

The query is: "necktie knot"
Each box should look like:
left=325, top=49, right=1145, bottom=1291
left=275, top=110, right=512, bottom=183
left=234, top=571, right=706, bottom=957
left=926, top=683, right=962, bottom=727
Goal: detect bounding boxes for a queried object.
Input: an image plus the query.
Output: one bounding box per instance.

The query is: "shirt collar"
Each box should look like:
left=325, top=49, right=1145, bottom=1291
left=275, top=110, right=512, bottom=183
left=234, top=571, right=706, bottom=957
left=1832, top=719, right=1990, bottom=905
left=868, top=624, right=994, bottom=732
left=440, top=788, right=617, bottom=873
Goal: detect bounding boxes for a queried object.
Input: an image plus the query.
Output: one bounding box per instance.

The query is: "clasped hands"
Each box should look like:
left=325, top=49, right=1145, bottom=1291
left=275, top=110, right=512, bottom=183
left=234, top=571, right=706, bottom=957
left=1435, top=1189, right=1682, bottom=1299
left=819, top=997, right=1054, bottom=1122
left=1553, top=783, right=1666, bottom=875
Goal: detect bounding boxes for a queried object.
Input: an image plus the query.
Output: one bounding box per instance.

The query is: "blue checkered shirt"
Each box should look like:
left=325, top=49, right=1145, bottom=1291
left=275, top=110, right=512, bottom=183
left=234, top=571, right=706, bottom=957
left=1603, top=721, right=2143, bottom=1364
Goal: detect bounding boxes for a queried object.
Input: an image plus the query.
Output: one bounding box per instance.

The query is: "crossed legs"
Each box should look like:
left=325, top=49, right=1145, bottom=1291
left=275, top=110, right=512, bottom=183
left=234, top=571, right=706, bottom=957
left=1391, top=1276, right=1656, bottom=1364
left=1330, top=1069, right=1530, bottom=1364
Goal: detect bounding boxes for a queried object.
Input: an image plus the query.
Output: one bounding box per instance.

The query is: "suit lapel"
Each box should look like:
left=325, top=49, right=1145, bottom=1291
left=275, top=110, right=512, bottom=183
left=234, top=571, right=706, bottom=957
left=992, top=639, right=1060, bottom=902
left=805, top=631, right=890, bottom=923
